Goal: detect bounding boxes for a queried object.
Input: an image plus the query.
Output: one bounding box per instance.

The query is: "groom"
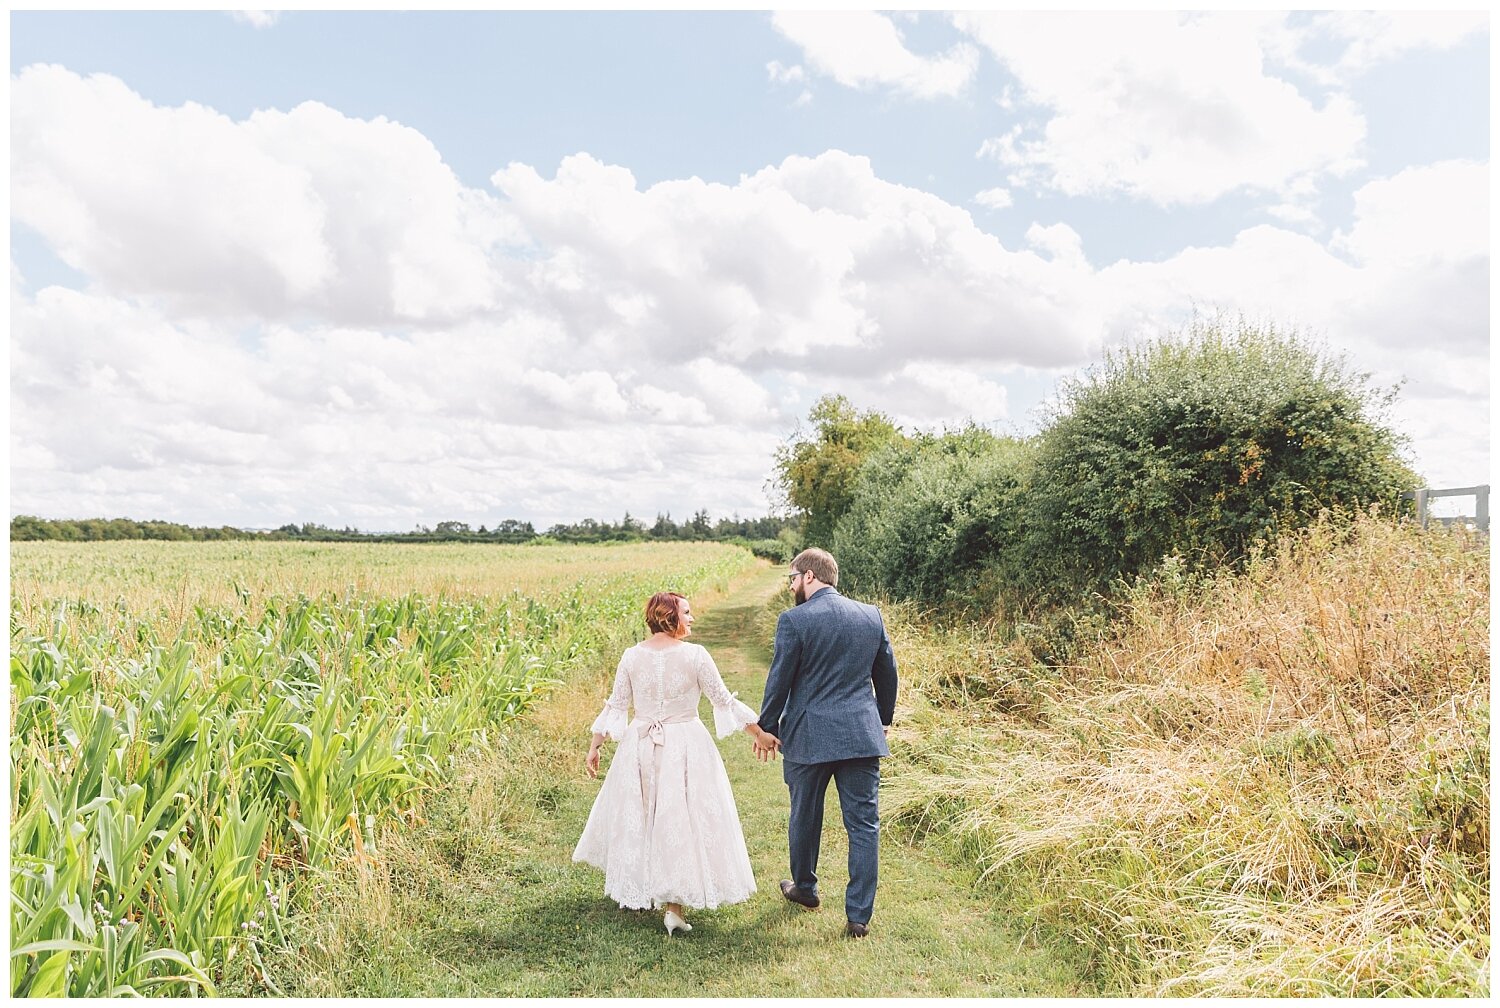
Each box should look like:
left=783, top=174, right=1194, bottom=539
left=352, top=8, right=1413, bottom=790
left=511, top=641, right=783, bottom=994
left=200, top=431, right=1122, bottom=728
left=753, top=547, right=898, bottom=939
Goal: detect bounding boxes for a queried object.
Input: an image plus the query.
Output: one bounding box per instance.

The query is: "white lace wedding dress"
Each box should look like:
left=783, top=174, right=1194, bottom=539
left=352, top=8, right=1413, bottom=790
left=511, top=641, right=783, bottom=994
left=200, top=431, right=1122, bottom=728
left=573, top=640, right=759, bottom=910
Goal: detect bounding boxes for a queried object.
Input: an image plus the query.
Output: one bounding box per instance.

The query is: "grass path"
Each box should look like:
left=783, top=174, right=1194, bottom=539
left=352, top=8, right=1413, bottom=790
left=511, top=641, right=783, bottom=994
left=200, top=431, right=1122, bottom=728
left=307, top=563, right=1092, bottom=997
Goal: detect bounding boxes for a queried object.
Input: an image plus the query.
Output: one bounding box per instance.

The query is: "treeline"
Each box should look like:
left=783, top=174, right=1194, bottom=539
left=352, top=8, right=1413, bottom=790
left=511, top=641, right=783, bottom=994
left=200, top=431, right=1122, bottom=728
left=9, top=515, right=252, bottom=542
left=774, top=319, right=1421, bottom=655
left=10, top=511, right=799, bottom=555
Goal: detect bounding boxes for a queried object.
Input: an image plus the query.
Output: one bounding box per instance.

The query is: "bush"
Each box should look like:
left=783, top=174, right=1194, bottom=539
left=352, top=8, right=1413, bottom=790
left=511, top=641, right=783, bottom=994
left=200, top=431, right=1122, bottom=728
left=724, top=537, right=792, bottom=562
left=1017, top=318, right=1420, bottom=606
left=833, top=426, right=1030, bottom=608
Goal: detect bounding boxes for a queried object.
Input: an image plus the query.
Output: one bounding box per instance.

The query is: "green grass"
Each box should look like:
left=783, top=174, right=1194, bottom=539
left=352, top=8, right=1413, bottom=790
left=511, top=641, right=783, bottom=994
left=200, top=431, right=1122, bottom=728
left=285, top=566, right=1092, bottom=997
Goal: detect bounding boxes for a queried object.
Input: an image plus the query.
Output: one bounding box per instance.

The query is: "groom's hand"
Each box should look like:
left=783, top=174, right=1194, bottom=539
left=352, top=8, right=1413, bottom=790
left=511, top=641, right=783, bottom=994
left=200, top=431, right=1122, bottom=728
left=753, top=733, right=781, bottom=762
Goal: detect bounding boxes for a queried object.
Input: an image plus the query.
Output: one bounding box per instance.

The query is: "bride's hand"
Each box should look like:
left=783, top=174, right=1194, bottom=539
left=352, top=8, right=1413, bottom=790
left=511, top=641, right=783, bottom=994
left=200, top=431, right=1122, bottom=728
left=586, top=744, right=601, bottom=778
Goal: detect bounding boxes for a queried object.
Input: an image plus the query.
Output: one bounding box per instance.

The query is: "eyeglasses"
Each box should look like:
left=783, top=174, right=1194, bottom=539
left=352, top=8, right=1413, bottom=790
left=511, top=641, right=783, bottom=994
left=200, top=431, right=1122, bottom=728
left=786, top=570, right=803, bottom=583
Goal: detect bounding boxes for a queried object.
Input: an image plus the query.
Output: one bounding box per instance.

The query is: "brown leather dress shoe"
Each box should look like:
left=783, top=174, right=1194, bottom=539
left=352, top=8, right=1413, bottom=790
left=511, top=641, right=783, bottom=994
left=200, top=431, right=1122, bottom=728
left=845, top=921, right=869, bottom=938
left=779, top=880, right=820, bottom=909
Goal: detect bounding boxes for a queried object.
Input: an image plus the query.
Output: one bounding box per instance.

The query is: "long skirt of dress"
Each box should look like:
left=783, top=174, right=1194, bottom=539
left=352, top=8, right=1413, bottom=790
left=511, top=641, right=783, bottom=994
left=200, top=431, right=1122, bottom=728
left=573, top=719, right=757, bottom=910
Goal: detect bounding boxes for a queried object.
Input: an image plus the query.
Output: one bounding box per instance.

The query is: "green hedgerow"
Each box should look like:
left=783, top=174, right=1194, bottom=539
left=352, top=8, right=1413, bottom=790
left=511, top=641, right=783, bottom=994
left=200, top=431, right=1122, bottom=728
left=1017, top=316, right=1420, bottom=606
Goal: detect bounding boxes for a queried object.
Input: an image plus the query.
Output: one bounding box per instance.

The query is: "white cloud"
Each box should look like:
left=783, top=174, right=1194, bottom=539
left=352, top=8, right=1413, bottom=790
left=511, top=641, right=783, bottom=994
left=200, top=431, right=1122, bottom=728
left=520, top=368, right=632, bottom=422
left=9, top=288, right=787, bottom=526
left=1329, top=161, right=1488, bottom=368
left=9, top=65, right=1486, bottom=523
left=631, top=385, right=714, bottom=426
left=1024, top=222, right=1087, bottom=267
left=766, top=60, right=805, bottom=85
left=13, top=288, right=278, bottom=475
left=1333, top=160, right=1488, bottom=267
left=11, top=65, right=517, bottom=324
left=1263, top=200, right=1321, bottom=227
left=771, top=11, right=978, bottom=99
left=231, top=11, right=280, bottom=30
left=13, top=66, right=333, bottom=306
left=680, top=360, right=776, bottom=424
left=491, top=149, right=1103, bottom=372
left=973, top=187, right=1013, bottom=210
left=956, top=11, right=1367, bottom=208
left=1300, top=11, right=1488, bottom=82
left=886, top=363, right=1011, bottom=429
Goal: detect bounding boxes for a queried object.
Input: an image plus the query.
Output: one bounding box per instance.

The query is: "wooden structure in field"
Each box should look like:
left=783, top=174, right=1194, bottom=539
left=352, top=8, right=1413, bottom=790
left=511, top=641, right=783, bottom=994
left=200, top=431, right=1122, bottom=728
left=1403, top=485, right=1489, bottom=532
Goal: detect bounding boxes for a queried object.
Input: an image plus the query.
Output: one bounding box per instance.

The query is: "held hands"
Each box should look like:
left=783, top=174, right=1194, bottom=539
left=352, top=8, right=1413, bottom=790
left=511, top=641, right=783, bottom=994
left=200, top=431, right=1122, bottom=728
left=750, top=727, right=781, bottom=763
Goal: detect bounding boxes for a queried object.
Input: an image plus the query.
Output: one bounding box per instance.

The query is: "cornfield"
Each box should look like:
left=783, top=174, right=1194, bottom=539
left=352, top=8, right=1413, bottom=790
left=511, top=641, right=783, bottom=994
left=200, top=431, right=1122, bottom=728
left=9, top=541, right=753, bottom=996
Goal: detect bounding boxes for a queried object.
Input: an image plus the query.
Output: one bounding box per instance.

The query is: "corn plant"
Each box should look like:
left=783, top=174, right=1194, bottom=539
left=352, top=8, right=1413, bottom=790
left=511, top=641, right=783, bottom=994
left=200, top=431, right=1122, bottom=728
left=11, top=542, right=753, bottom=996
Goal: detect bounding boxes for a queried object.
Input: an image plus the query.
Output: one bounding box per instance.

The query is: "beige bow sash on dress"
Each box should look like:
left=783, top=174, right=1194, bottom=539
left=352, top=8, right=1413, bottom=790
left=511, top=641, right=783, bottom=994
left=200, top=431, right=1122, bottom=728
left=634, top=711, right=697, bottom=746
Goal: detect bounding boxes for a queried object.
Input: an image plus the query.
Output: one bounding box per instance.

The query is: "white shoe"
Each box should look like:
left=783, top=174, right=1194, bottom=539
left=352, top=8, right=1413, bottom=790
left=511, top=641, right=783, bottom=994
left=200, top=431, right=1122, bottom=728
left=664, top=909, right=692, bottom=935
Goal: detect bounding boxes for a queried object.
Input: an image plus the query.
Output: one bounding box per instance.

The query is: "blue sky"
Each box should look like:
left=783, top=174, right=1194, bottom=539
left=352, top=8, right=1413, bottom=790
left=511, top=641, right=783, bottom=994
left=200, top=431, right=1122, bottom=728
left=9, top=10, right=1491, bottom=529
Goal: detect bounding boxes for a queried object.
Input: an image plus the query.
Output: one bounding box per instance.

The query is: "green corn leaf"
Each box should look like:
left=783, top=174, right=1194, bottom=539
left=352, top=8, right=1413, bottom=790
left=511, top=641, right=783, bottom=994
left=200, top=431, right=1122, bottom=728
left=11, top=939, right=100, bottom=957
left=24, top=950, right=72, bottom=998
left=111, top=807, right=191, bottom=916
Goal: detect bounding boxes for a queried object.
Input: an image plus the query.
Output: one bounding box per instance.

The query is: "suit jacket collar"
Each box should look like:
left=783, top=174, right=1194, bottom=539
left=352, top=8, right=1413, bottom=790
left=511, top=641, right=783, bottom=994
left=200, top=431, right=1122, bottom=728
left=807, top=586, right=839, bottom=602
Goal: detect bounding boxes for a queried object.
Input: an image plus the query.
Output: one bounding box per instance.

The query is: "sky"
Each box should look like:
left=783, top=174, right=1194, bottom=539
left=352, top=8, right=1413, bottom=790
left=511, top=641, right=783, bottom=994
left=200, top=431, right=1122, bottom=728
left=8, top=8, right=1491, bottom=531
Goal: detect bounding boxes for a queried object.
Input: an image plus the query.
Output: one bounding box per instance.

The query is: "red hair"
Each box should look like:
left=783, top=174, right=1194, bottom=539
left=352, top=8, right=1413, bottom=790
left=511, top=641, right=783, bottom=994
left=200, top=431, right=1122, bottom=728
left=645, top=591, right=687, bottom=636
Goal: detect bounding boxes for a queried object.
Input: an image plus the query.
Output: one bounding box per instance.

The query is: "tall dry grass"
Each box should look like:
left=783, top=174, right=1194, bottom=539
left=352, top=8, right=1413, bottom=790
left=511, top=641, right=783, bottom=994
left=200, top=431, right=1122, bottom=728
left=880, top=511, right=1489, bottom=995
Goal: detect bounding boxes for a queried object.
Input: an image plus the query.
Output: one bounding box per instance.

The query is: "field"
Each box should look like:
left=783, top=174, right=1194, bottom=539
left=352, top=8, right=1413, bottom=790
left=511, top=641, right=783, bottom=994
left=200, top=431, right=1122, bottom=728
left=878, top=514, right=1490, bottom=996
left=10, top=540, right=744, bottom=614
left=8, top=521, right=1489, bottom=997
left=9, top=540, right=755, bottom=996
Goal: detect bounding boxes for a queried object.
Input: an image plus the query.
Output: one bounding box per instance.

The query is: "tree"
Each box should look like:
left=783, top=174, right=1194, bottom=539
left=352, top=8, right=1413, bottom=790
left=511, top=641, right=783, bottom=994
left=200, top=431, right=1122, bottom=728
left=10, top=516, right=56, bottom=540
left=688, top=509, right=712, bottom=539
left=650, top=513, right=679, bottom=539
left=1019, top=317, right=1421, bottom=604
left=833, top=426, right=1031, bottom=607
left=493, top=519, right=536, bottom=542
left=772, top=394, right=905, bottom=547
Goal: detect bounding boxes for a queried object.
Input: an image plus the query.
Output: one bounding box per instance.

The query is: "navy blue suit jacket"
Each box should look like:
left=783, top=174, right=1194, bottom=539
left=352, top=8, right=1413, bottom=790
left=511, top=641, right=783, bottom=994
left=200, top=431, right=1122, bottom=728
left=757, top=586, right=898, bottom=764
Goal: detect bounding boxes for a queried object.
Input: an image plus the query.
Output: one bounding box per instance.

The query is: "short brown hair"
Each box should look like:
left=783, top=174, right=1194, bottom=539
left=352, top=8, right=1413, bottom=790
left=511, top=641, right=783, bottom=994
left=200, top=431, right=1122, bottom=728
left=645, top=591, right=687, bottom=635
left=791, top=548, right=838, bottom=586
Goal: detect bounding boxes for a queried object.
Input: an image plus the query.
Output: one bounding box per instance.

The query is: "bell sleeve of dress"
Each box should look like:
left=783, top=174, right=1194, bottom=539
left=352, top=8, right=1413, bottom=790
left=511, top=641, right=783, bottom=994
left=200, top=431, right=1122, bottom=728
left=589, top=652, right=632, bottom=740
left=696, top=645, right=758, bottom=739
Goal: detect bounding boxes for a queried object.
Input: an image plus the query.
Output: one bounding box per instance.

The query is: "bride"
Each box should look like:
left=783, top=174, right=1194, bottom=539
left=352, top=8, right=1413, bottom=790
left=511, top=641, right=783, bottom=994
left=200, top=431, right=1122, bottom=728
left=573, top=590, right=779, bottom=934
